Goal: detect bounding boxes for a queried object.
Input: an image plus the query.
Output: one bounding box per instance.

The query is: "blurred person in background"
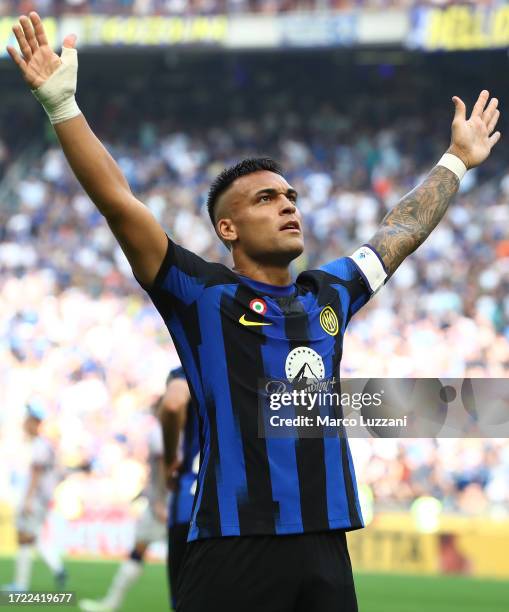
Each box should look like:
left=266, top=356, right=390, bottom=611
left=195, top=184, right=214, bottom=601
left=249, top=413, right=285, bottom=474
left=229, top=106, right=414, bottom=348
left=3, top=403, right=66, bottom=592
left=160, top=367, right=200, bottom=610
left=79, top=398, right=167, bottom=612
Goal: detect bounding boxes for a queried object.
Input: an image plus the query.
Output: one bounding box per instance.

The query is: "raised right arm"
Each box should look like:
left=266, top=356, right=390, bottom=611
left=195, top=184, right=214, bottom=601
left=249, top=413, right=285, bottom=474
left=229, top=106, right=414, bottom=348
left=53, top=116, right=167, bottom=286
left=7, top=12, right=167, bottom=286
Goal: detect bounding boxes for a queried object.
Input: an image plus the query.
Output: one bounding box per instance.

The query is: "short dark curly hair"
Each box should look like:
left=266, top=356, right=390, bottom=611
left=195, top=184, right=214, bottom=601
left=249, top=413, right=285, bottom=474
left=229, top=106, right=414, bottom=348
left=206, top=157, right=283, bottom=228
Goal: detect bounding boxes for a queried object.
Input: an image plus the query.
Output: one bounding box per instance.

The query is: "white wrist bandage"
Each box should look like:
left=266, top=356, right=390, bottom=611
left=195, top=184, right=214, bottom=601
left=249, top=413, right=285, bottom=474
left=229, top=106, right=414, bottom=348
left=437, top=153, right=467, bottom=181
left=32, top=46, right=81, bottom=125
left=348, top=245, right=388, bottom=294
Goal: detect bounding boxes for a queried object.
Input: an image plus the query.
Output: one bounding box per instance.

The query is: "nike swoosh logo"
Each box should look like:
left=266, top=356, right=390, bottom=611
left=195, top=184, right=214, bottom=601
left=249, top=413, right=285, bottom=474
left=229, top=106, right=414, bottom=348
left=239, top=314, right=272, bottom=327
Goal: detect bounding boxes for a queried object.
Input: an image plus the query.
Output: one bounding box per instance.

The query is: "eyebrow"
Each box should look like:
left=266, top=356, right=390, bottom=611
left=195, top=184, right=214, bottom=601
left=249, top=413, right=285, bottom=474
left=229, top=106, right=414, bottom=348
left=253, top=187, right=298, bottom=199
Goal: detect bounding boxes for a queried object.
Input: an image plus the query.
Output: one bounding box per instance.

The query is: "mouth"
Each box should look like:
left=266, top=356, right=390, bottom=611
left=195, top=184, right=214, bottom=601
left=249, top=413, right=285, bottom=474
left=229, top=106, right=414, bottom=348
left=280, top=220, right=301, bottom=233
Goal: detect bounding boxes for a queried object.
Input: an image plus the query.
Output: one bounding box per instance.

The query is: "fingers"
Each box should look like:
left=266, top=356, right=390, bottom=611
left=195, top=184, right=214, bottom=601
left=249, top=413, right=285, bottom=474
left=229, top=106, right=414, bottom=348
left=29, top=12, right=48, bottom=47
left=489, top=131, right=501, bottom=148
left=62, top=34, right=77, bottom=49
left=482, top=96, right=498, bottom=125
left=12, top=23, right=32, bottom=61
left=19, top=15, right=38, bottom=55
left=471, top=90, right=490, bottom=118
left=452, top=96, right=466, bottom=122
left=6, top=45, right=27, bottom=72
left=487, top=109, right=500, bottom=135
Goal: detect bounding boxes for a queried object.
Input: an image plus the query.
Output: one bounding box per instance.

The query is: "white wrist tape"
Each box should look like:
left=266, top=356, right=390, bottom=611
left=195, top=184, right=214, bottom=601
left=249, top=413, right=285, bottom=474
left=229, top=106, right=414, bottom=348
left=437, top=153, right=467, bottom=181
left=348, top=245, right=388, bottom=294
left=32, top=47, right=81, bottom=125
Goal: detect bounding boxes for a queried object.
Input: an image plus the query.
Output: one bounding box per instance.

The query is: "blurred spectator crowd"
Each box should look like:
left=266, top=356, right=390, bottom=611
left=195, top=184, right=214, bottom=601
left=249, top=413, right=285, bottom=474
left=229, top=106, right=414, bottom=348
left=0, top=0, right=499, bottom=18
left=1, top=87, right=509, bottom=518
left=351, top=438, right=509, bottom=518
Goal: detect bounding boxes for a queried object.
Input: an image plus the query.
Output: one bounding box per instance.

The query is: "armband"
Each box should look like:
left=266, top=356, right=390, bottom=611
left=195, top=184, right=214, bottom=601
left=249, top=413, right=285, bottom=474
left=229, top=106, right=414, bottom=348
left=348, top=245, right=388, bottom=294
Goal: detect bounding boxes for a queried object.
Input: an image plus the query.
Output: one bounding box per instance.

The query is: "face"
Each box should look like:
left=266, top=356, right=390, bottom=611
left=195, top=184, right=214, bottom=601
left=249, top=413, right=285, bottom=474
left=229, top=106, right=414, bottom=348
left=217, top=171, right=304, bottom=266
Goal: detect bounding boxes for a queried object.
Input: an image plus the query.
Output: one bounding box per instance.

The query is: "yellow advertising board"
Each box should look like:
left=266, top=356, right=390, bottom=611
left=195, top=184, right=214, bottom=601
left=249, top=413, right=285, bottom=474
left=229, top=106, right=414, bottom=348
left=0, top=502, right=16, bottom=555
left=79, top=15, right=228, bottom=46
left=0, top=15, right=227, bottom=55
left=348, top=513, right=509, bottom=578
left=415, top=6, right=509, bottom=51
left=348, top=528, right=438, bottom=574
left=0, top=17, right=58, bottom=54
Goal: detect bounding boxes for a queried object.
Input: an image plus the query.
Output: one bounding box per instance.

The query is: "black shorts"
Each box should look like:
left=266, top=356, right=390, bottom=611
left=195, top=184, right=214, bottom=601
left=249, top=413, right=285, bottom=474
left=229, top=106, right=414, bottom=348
left=176, top=530, right=357, bottom=612
left=168, top=523, right=190, bottom=609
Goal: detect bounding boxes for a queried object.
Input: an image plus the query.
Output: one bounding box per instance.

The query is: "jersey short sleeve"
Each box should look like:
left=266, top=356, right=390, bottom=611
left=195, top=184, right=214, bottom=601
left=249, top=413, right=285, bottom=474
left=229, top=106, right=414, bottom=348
left=319, top=244, right=387, bottom=323
left=135, top=235, right=220, bottom=309
left=31, top=437, right=53, bottom=468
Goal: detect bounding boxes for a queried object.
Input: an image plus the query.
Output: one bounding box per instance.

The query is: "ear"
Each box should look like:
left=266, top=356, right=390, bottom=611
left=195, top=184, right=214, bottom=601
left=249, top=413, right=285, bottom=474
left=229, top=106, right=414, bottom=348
left=217, top=217, right=238, bottom=245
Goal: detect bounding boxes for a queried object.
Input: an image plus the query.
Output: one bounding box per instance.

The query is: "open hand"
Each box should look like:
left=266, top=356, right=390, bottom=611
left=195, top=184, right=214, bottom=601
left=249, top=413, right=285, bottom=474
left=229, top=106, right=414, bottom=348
left=448, top=90, right=501, bottom=169
left=7, top=12, right=76, bottom=89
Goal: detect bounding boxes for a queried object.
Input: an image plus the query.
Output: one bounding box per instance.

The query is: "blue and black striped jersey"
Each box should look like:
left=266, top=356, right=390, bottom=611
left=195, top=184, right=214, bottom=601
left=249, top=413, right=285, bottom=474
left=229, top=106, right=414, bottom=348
left=138, top=236, right=380, bottom=542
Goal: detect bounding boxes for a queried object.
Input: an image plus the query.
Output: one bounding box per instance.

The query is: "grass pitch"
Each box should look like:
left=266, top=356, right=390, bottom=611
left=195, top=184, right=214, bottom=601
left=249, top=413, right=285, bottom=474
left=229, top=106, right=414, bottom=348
left=1, top=557, right=508, bottom=611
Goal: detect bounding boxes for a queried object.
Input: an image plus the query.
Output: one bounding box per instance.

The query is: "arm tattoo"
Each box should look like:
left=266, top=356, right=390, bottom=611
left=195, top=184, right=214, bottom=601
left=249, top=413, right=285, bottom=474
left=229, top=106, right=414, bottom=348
left=369, top=166, right=459, bottom=277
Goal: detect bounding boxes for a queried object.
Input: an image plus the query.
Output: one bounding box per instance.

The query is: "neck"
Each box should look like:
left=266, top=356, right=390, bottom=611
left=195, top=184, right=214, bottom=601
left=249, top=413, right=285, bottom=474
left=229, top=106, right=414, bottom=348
left=232, top=259, right=292, bottom=287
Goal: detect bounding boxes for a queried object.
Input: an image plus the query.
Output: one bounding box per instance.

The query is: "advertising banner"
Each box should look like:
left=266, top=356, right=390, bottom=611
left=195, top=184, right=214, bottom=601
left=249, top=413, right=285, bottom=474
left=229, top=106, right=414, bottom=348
left=409, top=6, right=509, bottom=51
left=74, top=15, right=228, bottom=47
left=348, top=513, right=509, bottom=578
left=0, top=15, right=228, bottom=56
left=278, top=13, right=358, bottom=48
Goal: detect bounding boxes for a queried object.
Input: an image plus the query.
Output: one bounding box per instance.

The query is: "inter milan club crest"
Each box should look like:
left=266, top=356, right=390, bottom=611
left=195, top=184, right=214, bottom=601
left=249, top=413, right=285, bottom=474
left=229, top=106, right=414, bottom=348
left=250, top=298, right=267, bottom=315
left=319, top=305, right=338, bottom=336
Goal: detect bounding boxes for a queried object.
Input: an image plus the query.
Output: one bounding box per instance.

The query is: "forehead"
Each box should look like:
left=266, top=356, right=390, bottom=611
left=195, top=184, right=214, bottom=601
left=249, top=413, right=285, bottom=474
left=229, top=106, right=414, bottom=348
left=229, top=170, right=292, bottom=201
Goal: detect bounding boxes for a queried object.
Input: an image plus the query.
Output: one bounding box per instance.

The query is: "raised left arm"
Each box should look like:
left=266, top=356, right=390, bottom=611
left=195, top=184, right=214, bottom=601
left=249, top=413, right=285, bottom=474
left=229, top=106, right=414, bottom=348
left=368, top=90, right=501, bottom=278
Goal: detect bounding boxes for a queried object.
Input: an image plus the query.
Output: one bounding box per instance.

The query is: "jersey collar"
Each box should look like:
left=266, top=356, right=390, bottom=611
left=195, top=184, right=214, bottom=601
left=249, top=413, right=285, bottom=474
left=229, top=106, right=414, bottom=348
left=235, top=273, right=296, bottom=297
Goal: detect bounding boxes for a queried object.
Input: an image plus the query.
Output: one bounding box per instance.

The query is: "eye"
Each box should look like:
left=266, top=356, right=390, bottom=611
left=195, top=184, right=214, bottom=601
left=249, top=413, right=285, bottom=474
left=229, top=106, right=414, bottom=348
left=259, top=194, right=271, bottom=202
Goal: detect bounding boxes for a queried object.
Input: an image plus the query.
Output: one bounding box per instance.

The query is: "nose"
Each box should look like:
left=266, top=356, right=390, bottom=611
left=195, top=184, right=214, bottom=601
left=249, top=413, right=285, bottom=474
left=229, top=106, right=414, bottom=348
left=280, top=196, right=296, bottom=215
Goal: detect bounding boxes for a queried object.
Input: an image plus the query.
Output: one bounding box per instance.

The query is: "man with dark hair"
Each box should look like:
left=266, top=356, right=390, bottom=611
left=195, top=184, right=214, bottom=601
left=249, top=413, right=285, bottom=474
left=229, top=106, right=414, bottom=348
left=8, top=13, right=501, bottom=612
